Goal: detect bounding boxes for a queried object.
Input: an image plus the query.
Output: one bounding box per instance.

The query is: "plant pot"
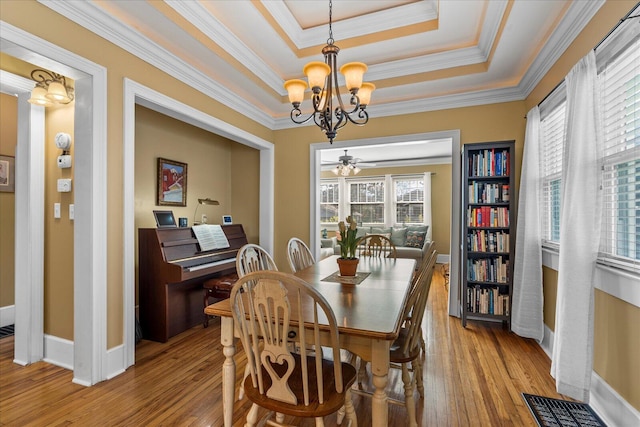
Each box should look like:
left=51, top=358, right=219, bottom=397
left=337, top=257, right=359, bottom=276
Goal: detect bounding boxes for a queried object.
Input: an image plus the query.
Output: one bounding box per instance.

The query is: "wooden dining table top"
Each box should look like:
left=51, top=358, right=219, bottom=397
left=205, top=255, right=416, bottom=341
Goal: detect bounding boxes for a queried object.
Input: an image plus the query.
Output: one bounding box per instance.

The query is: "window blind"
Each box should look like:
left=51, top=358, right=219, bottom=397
left=540, top=103, right=566, bottom=245
left=598, top=36, right=639, bottom=271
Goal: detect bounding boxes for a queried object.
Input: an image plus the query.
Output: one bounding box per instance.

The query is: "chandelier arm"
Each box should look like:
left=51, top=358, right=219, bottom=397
left=343, top=107, right=369, bottom=126
left=290, top=108, right=316, bottom=125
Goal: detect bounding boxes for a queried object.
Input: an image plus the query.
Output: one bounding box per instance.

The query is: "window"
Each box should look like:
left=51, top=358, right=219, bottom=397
left=349, top=180, right=385, bottom=224
left=395, top=178, right=424, bottom=224
left=538, top=26, right=639, bottom=272
left=599, top=36, right=639, bottom=269
left=320, top=181, right=340, bottom=223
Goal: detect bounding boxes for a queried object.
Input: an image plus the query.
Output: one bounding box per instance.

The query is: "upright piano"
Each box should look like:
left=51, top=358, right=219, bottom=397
left=138, top=224, right=248, bottom=342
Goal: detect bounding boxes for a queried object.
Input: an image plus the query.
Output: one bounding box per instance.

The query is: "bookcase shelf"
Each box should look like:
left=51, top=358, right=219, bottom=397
left=462, top=140, right=516, bottom=327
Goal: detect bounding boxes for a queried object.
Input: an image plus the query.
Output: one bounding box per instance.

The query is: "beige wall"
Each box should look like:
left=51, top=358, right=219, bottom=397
left=320, top=163, right=452, bottom=257
left=2, top=0, right=637, bottom=412
left=0, top=93, right=17, bottom=309
left=527, top=0, right=640, bottom=411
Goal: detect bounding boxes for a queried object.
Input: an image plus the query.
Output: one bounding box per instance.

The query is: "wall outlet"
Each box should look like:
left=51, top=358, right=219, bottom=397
left=69, top=204, right=74, bottom=220
left=54, top=203, right=61, bottom=219
left=201, top=214, right=207, bottom=224
left=57, top=178, right=72, bottom=192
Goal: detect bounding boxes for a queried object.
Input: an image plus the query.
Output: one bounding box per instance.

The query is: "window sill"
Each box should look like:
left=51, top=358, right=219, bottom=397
left=542, top=247, right=640, bottom=308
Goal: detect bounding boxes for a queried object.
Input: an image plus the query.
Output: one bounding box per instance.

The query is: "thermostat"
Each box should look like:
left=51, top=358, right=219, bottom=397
left=222, top=215, right=233, bottom=225
left=57, top=178, right=72, bottom=192
left=57, top=155, right=72, bottom=168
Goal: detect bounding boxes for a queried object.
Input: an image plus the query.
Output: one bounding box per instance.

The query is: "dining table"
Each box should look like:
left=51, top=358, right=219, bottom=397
left=205, top=254, right=417, bottom=427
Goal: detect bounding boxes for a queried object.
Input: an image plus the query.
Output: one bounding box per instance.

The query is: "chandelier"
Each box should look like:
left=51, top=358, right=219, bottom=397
left=284, top=0, right=375, bottom=144
left=27, top=69, right=74, bottom=107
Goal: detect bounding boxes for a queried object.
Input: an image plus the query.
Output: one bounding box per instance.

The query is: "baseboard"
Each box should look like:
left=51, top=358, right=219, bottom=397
left=43, top=334, right=74, bottom=370
left=0, top=305, right=15, bottom=327
left=540, top=324, right=640, bottom=426
left=437, top=254, right=450, bottom=264
left=106, top=344, right=126, bottom=380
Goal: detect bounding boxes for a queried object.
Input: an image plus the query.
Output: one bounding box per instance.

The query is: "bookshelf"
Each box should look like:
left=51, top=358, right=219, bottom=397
left=462, top=140, right=515, bottom=327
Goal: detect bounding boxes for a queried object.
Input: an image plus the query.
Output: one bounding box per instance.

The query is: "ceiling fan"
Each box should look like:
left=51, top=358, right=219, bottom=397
left=327, top=150, right=376, bottom=176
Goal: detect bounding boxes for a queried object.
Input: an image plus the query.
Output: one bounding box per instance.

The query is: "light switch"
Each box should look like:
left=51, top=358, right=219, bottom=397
left=54, top=203, right=61, bottom=219
left=69, top=204, right=74, bottom=220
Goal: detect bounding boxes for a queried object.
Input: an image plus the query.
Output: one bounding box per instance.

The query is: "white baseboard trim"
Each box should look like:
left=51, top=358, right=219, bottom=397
left=106, top=344, right=126, bottom=380
left=437, top=254, right=450, bottom=264
left=0, top=305, right=15, bottom=327
left=43, top=334, right=74, bottom=371
left=541, top=325, right=640, bottom=426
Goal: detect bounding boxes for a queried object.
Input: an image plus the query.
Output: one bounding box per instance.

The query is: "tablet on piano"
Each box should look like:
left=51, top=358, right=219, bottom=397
left=153, top=210, right=177, bottom=228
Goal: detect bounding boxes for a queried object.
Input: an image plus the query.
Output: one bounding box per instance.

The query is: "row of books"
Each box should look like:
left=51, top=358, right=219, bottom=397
left=467, top=230, right=510, bottom=253
left=467, top=206, right=509, bottom=227
left=468, top=182, right=510, bottom=204
left=467, top=256, right=509, bottom=283
left=468, top=149, right=510, bottom=177
left=466, top=285, right=510, bottom=316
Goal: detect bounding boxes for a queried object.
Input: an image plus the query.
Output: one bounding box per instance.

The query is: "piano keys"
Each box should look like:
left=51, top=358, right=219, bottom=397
left=138, top=224, right=248, bottom=342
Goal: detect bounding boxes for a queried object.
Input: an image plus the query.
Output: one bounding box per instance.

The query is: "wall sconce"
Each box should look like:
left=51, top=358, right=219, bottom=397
left=193, top=197, right=219, bottom=225
left=27, top=69, right=74, bottom=107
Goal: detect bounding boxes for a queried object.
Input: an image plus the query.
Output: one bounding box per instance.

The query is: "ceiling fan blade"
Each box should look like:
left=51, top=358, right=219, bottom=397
left=356, top=162, right=376, bottom=167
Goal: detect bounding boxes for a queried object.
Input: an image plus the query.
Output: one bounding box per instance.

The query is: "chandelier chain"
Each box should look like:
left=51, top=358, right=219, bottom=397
left=327, top=0, right=334, bottom=44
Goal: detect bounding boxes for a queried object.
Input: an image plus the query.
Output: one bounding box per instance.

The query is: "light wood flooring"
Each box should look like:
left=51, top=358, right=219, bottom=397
left=0, top=266, right=564, bottom=426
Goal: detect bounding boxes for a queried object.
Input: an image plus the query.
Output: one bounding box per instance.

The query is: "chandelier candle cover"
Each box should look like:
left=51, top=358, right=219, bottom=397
left=284, top=0, right=375, bottom=143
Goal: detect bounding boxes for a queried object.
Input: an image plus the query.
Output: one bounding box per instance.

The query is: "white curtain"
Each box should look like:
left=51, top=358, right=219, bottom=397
left=550, top=51, right=602, bottom=402
left=511, top=106, right=544, bottom=342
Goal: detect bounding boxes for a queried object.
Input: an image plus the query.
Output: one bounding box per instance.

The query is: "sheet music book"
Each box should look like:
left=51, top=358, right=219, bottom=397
left=192, top=224, right=230, bottom=252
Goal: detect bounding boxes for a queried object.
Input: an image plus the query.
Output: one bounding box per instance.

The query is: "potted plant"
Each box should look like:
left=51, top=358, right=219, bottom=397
left=336, top=216, right=359, bottom=276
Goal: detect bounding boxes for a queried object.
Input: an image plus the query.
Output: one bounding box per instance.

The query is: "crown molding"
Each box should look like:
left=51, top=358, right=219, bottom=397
left=38, top=0, right=275, bottom=129
left=519, top=0, right=605, bottom=98
left=167, top=1, right=283, bottom=92
left=263, top=1, right=439, bottom=49
left=478, top=0, right=509, bottom=58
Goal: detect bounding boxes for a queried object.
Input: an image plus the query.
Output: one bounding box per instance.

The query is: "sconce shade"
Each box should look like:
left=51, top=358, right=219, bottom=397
left=28, top=86, right=54, bottom=107
left=340, top=62, right=367, bottom=91
left=46, top=81, right=71, bottom=103
left=358, top=82, right=375, bottom=106
left=283, top=79, right=307, bottom=105
left=303, top=61, right=331, bottom=89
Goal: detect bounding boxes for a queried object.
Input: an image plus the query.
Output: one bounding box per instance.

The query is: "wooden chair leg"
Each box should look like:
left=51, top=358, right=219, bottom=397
left=246, top=403, right=259, bottom=427
left=344, top=389, right=358, bottom=426
left=415, top=360, right=424, bottom=398
left=402, top=363, right=418, bottom=427
left=203, top=290, right=210, bottom=328
left=357, top=358, right=368, bottom=388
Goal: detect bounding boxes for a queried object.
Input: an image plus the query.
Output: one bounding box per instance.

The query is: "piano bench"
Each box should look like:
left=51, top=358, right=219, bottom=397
left=203, top=273, right=239, bottom=327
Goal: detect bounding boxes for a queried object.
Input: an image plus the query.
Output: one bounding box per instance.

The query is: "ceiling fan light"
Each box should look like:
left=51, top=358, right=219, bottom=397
left=353, top=166, right=361, bottom=175
left=28, top=85, right=54, bottom=106
left=340, top=62, right=367, bottom=91
left=45, top=80, right=71, bottom=103
left=341, top=166, right=351, bottom=176
left=284, top=79, right=307, bottom=105
left=358, top=82, right=376, bottom=107
left=332, top=166, right=341, bottom=175
left=303, top=61, right=331, bottom=90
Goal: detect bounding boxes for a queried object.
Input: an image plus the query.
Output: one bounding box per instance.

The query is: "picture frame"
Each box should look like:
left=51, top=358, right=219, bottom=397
left=0, top=155, right=15, bottom=193
left=157, top=157, right=187, bottom=206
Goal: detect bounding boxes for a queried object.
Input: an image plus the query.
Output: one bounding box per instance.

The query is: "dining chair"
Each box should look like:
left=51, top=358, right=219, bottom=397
left=236, top=243, right=278, bottom=277
left=236, top=243, right=279, bottom=401
left=230, top=270, right=358, bottom=427
left=356, top=234, right=397, bottom=258
left=351, top=248, right=437, bottom=427
left=286, top=237, right=316, bottom=273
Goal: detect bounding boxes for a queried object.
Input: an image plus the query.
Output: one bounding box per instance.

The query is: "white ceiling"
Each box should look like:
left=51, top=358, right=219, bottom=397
left=38, top=0, right=606, bottom=164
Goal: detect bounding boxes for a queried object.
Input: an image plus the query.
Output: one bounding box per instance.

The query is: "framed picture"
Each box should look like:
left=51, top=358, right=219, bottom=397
left=0, top=155, right=15, bottom=193
left=157, top=157, right=187, bottom=206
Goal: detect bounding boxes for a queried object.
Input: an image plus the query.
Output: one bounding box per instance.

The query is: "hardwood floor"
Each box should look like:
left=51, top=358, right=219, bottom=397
left=0, top=267, right=564, bottom=426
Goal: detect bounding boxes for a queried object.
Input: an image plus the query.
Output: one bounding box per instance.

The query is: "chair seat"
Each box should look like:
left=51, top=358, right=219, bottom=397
left=389, top=327, right=421, bottom=364
left=243, top=352, right=357, bottom=418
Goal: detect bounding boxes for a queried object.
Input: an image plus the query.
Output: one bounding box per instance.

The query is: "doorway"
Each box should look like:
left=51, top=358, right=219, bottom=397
left=310, top=130, right=462, bottom=317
